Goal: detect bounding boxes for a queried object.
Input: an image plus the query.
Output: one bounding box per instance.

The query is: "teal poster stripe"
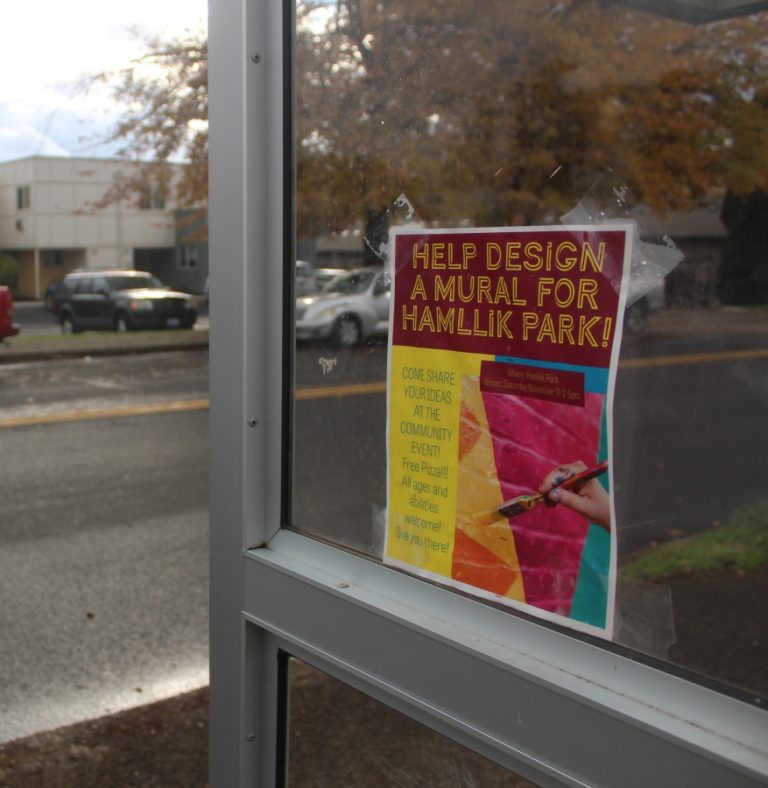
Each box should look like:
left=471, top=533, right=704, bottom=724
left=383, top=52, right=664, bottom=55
left=570, top=524, right=610, bottom=628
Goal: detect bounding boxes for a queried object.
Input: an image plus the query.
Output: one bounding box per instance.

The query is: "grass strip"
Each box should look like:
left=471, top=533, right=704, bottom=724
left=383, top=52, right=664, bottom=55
left=7, top=329, right=200, bottom=344
left=621, top=501, right=768, bottom=581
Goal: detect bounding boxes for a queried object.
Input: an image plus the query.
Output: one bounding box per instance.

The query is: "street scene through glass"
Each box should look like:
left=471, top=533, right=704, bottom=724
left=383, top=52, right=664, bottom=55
left=291, top=0, right=768, bottom=706
left=0, top=0, right=766, bottom=783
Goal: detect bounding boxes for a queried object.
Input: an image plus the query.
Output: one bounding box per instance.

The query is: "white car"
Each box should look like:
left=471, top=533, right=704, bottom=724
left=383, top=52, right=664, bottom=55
left=295, top=267, right=391, bottom=346
left=313, top=267, right=348, bottom=290
left=295, top=260, right=317, bottom=296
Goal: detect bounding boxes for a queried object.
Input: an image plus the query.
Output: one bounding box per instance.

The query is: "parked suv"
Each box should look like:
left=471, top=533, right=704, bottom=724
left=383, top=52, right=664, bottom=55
left=56, top=270, right=197, bottom=333
left=0, top=286, right=20, bottom=340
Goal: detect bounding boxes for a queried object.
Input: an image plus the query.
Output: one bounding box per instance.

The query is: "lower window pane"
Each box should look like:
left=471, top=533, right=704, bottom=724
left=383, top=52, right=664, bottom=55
left=286, top=658, right=538, bottom=787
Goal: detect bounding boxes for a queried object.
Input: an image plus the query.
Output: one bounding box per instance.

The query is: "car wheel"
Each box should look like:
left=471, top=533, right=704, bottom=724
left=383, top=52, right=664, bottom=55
left=60, top=313, right=79, bottom=334
left=334, top=315, right=362, bottom=347
left=114, top=312, right=131, bottom=332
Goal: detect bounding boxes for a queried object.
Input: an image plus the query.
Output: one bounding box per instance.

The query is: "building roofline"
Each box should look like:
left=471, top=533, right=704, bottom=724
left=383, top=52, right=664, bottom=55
left=0, top=154, right=188, bottom=167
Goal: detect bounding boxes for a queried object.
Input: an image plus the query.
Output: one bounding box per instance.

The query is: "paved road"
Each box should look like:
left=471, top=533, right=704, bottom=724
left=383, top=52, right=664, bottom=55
left=0, top=308, right=765, bottom=741
left=0, top=352, right=209, bottom=743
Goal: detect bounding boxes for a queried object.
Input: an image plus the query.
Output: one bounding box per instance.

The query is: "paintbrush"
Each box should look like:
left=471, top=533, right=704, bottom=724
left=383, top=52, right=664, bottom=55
left=473, top=461, right=608, bottom=525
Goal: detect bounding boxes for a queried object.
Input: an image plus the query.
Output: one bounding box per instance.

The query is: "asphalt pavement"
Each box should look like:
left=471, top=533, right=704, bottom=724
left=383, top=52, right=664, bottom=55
left=0, top=347, right=210, bottom=744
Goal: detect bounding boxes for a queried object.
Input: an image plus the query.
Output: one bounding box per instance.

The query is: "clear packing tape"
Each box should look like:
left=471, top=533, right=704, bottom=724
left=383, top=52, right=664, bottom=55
left=560, top=170, right=685, bottom=307
left=563, top=170, right=680, bottom=655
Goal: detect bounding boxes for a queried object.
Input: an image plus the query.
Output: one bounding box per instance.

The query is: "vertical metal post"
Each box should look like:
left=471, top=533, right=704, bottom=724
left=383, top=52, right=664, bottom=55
left=208, top=0, right=285, bottom=783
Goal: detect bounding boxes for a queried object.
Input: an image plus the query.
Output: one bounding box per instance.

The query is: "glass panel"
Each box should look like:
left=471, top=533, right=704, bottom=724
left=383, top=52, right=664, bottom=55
left=286, top=658, right=537, bottom=787
left=292, top=1, right=768, bottom=701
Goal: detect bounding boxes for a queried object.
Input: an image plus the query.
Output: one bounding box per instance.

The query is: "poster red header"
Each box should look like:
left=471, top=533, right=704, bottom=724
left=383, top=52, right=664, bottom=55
left=391, top=227, right=628, bottom=367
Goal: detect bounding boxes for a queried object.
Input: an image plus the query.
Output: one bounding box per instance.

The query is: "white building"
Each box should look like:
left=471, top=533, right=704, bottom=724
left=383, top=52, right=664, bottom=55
left=0, top=156, right=182, bottom=299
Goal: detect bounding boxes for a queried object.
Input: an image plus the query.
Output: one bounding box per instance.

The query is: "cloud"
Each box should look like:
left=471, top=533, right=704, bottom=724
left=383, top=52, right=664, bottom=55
left=0, top=125, right=72, bottom=161
left=0, top=100, right=125, bottom=163
left=1, top=0, right=206, bottom=163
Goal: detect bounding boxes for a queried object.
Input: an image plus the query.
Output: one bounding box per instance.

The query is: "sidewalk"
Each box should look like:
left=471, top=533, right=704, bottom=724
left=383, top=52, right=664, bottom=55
left=0, top=688, right=208, bottom=788
left=0, top=661, right=537, bottom=788
left=645, top=305, right=768, bottom=337
left=0, top=328, right=208, bottom=364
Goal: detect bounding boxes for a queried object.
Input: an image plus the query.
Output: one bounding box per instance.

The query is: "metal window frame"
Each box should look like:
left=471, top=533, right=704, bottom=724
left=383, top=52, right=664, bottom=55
left=207, top=0, right=768, bottom=785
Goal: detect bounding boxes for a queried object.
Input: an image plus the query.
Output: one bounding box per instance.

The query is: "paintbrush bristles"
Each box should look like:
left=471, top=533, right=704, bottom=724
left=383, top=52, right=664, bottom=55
left=472, top=509, right=505, bottom=526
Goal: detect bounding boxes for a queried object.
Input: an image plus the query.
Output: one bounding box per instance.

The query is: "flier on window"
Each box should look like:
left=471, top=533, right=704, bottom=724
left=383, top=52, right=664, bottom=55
left=384, top=225, right=632, bottom=636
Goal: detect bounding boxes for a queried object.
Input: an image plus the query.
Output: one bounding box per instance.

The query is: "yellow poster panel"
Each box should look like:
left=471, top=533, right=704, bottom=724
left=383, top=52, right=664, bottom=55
left=386, top=345, right=493, bottom=577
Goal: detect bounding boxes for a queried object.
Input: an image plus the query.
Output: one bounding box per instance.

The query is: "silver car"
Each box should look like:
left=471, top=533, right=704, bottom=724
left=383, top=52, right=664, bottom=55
left=295, top=267, right=391, bottom=346
left=295, top=260, right=317, bottom=296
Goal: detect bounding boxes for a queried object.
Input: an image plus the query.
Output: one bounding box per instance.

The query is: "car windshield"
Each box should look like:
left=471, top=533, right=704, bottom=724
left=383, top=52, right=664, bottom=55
left=322, top=270, right=375, bottom=294
left=107, top=275, right=164, bottom=292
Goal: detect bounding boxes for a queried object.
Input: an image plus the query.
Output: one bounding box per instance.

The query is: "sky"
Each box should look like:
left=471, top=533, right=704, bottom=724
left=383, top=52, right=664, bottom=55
left=0, top=0, right=207, bottom=163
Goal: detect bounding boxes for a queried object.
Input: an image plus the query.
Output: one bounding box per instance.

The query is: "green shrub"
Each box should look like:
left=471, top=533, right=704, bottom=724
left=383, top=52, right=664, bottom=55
left=0, top=254, right=19, bottom=289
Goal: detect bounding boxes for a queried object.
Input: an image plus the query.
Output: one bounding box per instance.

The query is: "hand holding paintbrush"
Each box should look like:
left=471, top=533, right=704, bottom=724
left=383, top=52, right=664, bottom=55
left=475, top=460, right=610, bottom=530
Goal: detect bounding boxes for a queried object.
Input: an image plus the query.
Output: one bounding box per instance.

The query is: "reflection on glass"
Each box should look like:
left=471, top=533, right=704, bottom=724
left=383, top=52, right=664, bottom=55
left=286, top=658, right=538, bottom=787
left=292, top=1, right=768, bottom=701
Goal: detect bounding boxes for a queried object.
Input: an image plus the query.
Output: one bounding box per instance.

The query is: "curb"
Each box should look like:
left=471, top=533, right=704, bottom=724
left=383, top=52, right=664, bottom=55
left=0, top=331, right=209, bottom=365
